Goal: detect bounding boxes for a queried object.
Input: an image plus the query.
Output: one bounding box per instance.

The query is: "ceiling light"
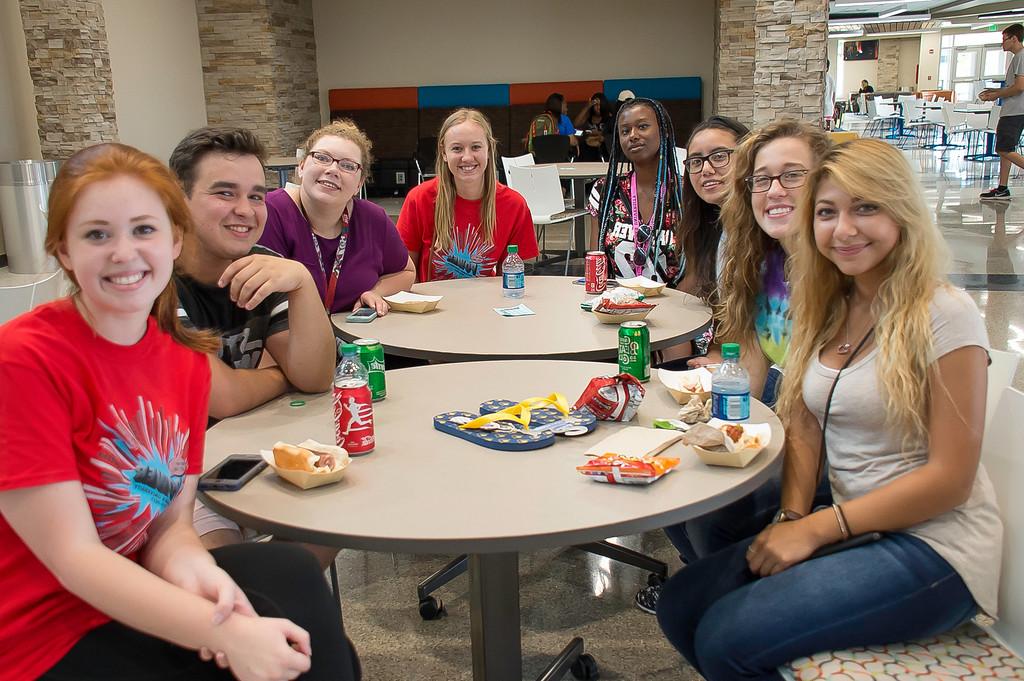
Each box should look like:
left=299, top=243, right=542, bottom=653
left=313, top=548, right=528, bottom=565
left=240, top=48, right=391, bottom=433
left=830, top=30, right=865, bottom=38
left=833, top=0, right=926, bottom=6
left=830, top=12, right=929, bottom=24
left=879, top=7, right=905, bottom=18
left=977, top=11, right=1024, bottom=21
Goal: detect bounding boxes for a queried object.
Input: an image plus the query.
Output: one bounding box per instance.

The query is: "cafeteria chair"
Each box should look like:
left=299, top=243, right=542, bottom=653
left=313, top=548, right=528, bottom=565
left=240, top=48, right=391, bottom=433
left=863, top=98, right=901, bottom=140
left=781, top=384, right=1024, bottom=680
left=506, top=164, right=589, bottom=275
left=500, top=152, right=534, bottom=185
left=532, top=135, right=572, bottom=164
left=413, top=136, right=438, bottom=185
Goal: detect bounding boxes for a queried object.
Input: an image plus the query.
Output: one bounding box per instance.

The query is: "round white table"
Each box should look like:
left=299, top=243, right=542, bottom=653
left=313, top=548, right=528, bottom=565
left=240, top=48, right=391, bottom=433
left=200, top=360, right=782, bottom=681
left=331, top=276, right=712, bottom=361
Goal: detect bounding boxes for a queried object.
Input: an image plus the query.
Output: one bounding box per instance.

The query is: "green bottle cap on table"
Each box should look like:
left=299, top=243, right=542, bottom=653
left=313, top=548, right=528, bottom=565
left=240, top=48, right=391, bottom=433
left=721, top=343, right=740, bottom=359
left=507, top=244, right=518, bottom=253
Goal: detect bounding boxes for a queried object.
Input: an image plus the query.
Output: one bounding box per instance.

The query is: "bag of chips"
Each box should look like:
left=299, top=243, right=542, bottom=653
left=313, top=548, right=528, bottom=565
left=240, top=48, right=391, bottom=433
left=574, top=373, right=645, bottom=422
left=576, top=453, right=680, bottom=485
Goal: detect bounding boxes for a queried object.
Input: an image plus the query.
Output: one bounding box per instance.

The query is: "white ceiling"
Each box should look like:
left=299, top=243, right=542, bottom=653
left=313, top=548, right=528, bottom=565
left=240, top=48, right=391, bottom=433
left=829, top=0, right=1024, bottom=25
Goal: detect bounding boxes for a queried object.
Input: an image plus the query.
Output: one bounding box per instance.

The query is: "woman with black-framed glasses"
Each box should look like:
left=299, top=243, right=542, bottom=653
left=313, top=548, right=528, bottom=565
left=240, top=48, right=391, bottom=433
left=260, top=120, right=415, bottom=315
left=676, top=116, right=750, bottom=303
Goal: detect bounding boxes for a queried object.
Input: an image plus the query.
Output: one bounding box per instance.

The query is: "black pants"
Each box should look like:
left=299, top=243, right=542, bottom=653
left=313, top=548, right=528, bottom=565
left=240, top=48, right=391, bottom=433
left=39, top=543, right=360, bottom=681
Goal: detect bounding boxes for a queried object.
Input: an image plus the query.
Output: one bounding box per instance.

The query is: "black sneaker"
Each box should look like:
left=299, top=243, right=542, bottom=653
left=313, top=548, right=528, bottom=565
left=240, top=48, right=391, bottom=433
left=980, top=187, right=1011, bottom=200
left=634, top=583, right=661, bottom=614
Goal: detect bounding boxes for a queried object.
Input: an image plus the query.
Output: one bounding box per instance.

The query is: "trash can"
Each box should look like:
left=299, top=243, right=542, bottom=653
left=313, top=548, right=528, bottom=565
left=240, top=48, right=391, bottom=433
left=0, top=160, right=60, bottom=274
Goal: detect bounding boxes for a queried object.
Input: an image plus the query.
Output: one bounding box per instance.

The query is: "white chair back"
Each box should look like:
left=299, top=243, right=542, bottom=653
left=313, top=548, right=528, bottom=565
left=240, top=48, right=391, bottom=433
left=675, top=147, right=687, bottom=173
left=507, top=164, right=565, bottom=218
left=942, top=102, right=967, bottom=129
left=965, top=112, right=990, bottom=130
left=903, top=99, right=924, bottom=122
left=501, top=153, right=534, bottom=183
left=866, top=97, right=879, bottom=119
left=986, top=349, right=1020, bottom=431
left=898, top=94, right=917, bottom=111
left=980, top=387, right=1024, bottom=654
left=988, top=105, right=1002, bottom=131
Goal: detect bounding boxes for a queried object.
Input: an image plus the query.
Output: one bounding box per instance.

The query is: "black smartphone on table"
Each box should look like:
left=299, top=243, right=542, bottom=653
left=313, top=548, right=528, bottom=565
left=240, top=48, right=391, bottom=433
left=198, top=454, right=267, bottom=492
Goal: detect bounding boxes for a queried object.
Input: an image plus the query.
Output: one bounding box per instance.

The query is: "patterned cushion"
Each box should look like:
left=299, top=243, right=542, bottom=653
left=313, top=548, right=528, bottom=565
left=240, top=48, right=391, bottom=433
left=787, top=623, right=1024, bottom=680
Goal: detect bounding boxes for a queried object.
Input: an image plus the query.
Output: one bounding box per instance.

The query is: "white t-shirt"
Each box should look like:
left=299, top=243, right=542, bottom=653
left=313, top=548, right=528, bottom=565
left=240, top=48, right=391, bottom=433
left=801, top=285, right=1002, bottom=616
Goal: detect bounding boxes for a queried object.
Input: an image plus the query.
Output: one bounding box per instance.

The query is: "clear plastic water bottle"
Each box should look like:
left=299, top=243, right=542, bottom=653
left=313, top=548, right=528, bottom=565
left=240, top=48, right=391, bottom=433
left=711, top=342, right=750, bottom=421
left=333, top=343, right=375, bottom=455
left=502, top=244, right=525, bottom=299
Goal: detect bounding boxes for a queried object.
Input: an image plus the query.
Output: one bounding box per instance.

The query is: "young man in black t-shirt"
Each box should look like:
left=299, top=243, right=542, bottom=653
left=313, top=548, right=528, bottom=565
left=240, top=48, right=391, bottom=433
left=170, top=128, right=336, bottom=554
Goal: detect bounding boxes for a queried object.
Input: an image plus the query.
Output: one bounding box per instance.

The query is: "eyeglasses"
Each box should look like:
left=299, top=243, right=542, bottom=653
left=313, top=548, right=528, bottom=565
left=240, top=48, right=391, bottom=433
left=684, top=149, right=734, bottom=174
left=745, top=169, right=809, bottom=193
left=308, top=151, right=362, bottom=174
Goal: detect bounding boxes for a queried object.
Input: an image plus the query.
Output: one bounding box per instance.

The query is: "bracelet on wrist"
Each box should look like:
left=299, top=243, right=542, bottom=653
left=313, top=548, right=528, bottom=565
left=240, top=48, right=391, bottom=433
left=832, top=503, right=851, bottom=541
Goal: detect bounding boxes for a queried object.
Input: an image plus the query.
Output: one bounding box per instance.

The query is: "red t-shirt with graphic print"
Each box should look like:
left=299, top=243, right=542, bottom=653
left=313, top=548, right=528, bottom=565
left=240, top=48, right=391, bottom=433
left=0, top=299, right=211, bottom=681
left=397, top=177, right=538, bottom=282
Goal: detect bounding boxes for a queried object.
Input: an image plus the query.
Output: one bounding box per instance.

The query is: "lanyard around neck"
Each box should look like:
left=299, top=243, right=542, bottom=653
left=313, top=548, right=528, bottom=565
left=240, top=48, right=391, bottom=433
left=629, top=172, right=666, bottom=277
left=300, top=195, right=351, bottom=310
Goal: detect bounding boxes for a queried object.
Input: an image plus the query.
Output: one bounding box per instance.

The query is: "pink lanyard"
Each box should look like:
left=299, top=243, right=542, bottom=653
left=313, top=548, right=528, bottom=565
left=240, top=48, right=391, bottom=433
left=629, top=172, right=665, bottom=277
left=304, top=200, right=351, bottom=310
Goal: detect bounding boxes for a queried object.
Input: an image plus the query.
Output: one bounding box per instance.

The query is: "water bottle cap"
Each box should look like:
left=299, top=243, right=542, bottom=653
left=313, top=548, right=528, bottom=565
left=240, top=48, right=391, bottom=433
left=721, top=342, right=740, bottom=359
left=341, top=343, right=357, bottom=356
left=507, top=244, right=518, bottom=253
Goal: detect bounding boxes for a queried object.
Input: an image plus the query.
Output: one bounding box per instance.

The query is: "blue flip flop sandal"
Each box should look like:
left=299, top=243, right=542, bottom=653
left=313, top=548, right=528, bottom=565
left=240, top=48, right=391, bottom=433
left=433, top=410, right=556, bottom=451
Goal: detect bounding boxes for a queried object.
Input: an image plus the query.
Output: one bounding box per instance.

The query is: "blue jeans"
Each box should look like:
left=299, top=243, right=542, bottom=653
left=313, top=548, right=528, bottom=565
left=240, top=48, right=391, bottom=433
left=665, top=472, right=834, bottom=564
left=656, top=532, right=976, bottom=681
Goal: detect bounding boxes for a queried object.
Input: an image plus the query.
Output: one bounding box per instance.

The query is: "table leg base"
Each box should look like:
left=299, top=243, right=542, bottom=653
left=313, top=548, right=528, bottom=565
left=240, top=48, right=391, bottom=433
left=470, top=553, right=522, bottom=681
left=535, top=636, right=599, bottom=681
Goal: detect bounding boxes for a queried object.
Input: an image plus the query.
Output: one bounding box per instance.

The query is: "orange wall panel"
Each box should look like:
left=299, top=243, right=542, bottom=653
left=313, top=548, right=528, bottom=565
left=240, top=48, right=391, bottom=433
left=328, top=87, right=418, bottom=111
left=509, top=81, right=604, bottom=105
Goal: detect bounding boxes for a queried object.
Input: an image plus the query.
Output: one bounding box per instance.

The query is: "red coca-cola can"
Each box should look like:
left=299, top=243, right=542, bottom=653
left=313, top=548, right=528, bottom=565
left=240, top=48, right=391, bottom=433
left=333, top=381, right=375, bottom=455
left=585, top=251, right=607, bottom=294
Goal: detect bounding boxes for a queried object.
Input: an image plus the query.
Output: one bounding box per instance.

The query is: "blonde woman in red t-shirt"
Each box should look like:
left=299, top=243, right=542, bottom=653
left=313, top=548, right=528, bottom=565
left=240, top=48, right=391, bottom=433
left=0, top=143, right=359, bottom=681
left=398, top=108, right=538, bottom=282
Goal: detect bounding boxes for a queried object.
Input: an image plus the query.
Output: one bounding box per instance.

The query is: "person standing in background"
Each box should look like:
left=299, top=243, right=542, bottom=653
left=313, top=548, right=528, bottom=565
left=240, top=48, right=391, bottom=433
left=980, top=23, right=1024, bottom=200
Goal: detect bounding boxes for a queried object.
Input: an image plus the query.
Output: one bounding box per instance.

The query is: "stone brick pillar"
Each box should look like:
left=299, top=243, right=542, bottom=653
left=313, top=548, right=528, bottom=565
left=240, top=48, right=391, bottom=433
left=715, top=0, right=756, bottom=125
left=18, top=0, right=118, bottom=159
left=716, top=0, right=828, bottom=128
left=876, top=40, right=899, bottom=91
left=195, top=0, right=320, bottom=162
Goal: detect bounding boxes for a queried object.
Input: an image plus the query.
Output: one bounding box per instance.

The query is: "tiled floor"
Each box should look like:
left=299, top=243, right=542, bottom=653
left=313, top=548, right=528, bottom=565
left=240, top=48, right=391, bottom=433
left=350, top=147, right=1022, bottom=680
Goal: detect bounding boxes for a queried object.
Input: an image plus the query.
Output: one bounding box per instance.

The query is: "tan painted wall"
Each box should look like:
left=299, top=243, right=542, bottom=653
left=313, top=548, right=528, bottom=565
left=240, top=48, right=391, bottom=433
left=312, top=0, right=716, bottom=123
left=837, top=37, right=921, bottom=96
left=102, top=0, right=207, bottom=164
left=0, top=1, right=44, bottom=257
left=918, top=32, right=942, bottom=90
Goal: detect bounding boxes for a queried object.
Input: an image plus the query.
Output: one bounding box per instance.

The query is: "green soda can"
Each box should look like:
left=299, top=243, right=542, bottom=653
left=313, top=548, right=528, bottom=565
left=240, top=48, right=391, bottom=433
left=618, top=321, right=650, bottom=383
left=354, top=339, right=386, bottom=401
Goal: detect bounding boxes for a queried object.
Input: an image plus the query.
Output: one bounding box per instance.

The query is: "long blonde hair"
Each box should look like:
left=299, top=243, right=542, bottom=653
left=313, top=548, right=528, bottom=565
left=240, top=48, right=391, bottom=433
left=432, top=108, right=498, bottom=253
left=777, top=138, right=951, bottom=443
left=716, top=120, right=833, bottom=355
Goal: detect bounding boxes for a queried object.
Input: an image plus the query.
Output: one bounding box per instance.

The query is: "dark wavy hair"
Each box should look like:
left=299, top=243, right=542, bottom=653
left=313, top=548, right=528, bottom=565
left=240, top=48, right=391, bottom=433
left=678, top=115, right=750, bottom=301
left=169, top=127, right=266, bottom=196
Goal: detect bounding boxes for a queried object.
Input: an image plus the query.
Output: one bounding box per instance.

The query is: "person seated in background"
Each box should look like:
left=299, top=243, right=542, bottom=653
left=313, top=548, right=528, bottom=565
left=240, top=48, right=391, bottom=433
left=657, top=137, right=1000, bottom=681
left=0, top=142, right=361, bottom=681
left=858, top=79, right=875, bottom=94
left=588, top=97, right=685, bottom=287
left=260, top=119, right=415, bottom=316
left=169, top=127, right=336, bottom=558
left=574, top=92, right=613, bottom=162
left=526, top=92, right=578, bottom=156
left=398, top=108, right=538, bottom=282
